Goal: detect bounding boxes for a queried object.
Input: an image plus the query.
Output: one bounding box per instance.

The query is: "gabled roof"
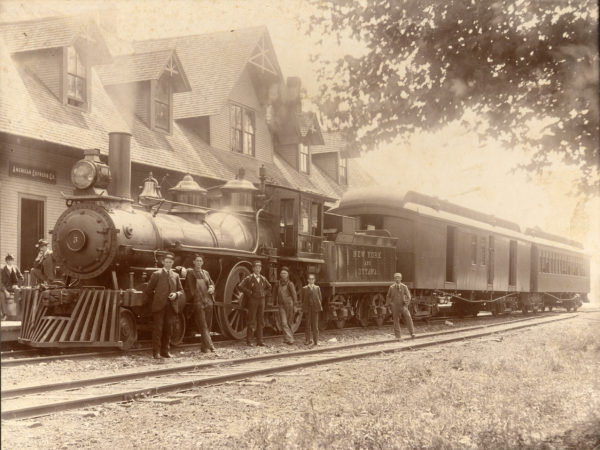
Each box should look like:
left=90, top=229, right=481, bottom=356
left=95, top=49, right=191, bottom=93
left=131, top=26, right=282, bottom=119
left=276, top=111, right=324, bottom=146
left=0, top=41, right=127, bottom=150
left=0, top=15, right=111, bottom=64
left=311, top=131, right=348, bottom=155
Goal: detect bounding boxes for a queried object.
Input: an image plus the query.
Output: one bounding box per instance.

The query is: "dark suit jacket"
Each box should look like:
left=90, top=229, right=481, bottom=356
left=239, top=274, right=272, bottom=300
left=300, top=284, right=323, bottom=312
left=144, top=269, right=184, bottom=313
left=1, top=266, right=24, bottom=292
left=185, top=268, right=215, bottom=307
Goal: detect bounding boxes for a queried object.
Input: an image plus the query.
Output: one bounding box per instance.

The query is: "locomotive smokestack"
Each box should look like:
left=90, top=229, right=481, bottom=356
left=108, top=132, right=132, bottom=199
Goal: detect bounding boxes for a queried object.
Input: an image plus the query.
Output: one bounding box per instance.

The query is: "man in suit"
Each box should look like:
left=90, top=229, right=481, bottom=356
left=239, top=260, right=271, bottom=347
left=273, top=266, right=297, bottom=345
left=386, top=272, right=415, bottom=339
left=185, top=254, right=216, bottom=353
left=300, top=274, right=322, bottom=347
left=30, top=239, right=55, bottom=286
left=1, top=254, right=24, bottom=320
left=144, top=253, right=184, bottom=359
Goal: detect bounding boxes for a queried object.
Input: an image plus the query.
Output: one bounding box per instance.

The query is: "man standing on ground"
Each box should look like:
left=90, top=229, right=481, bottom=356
left=239, top=260, right=271, bottom=347
left=185, top=254, right=216, bottom=353
left=144, top=253, right=184, bottom=359
left=301, top=274, right=322, bottom=347
left=274, top=267, right=297, bottom=345
left=386, top=272, right=415, bottom=340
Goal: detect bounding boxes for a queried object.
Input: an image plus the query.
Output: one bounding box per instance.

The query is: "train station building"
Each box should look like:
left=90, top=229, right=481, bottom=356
left=0, top=15, right=372, bottom=272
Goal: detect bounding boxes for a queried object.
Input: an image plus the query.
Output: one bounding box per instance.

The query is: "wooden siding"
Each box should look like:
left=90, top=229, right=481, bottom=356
left=275, top=143, right=298, bottom=169
left=16, top=48, right=62, bottom=101
left=210, top=67, right=273, bottom=162
left=312, top=152, right=337, bottom=182
left=0, top=141, right=78, bottom=270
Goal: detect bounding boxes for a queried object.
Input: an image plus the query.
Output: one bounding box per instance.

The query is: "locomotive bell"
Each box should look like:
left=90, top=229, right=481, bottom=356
left=139, top=172, right=163, bottom=207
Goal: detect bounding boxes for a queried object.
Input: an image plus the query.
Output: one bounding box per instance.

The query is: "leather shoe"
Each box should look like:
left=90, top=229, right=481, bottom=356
left=160, top=352, right=173, bottom=358
left=247, top=342, right=255, bottom=347
left=304, top=341, right=311, bottom=346
left=153, top=354, right=162, bottom=360
left=257, top=342, right=266, bottom=347
left=201, top=348, right=209, bottom=353
left=209, top=346, right=216, bottom=352
left=313, top=342, right=319, bottom=346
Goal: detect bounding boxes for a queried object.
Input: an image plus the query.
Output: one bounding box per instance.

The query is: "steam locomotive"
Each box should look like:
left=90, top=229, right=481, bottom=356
left=17, top=132, right=590, bottom=350
left=17, top=132, right=397, bottom=349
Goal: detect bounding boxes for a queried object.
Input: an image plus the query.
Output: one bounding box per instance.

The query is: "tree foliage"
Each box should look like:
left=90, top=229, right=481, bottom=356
left=308, top=0, right=599, bottom=194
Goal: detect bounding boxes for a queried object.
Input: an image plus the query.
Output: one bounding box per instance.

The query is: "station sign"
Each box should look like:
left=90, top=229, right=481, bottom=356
left=9, top=162, right=57, bottom=184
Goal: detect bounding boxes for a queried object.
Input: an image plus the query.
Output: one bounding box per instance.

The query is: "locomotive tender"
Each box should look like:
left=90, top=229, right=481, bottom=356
left=17, top=133, right=590, bottom=349
left=17, top=132, right=396, bottom=348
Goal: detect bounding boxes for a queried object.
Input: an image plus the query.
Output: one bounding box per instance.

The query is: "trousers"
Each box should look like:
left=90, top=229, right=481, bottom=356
left=392, top=302, right=414, bottom=337
left=246, top=296, right=265, bottom=344
left=152, top=305, right=175, bottom=355
left=304, top=304, right=319, bottom=344
left=279, top=299, right=295, bottom=343
left=194, top=302, right=214, bottom=350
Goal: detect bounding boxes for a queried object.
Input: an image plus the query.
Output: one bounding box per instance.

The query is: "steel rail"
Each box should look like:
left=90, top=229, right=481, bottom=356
left=0, top=312, right=534, bottom=367
left=0, top=312, right=560, bottom=367
left=1, top=314, right=575, bottom=420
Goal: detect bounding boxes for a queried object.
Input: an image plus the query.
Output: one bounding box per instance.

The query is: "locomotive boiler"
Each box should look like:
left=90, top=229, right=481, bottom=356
left=18, top=132, right=286, bottom=348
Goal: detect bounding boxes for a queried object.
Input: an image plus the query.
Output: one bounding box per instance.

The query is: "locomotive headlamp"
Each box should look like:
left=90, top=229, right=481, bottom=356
left=71, top=160, right=96, bottom=189
left=71, top=149, right=111, bottom=191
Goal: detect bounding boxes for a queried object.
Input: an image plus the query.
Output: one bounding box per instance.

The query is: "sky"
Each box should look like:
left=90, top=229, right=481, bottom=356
left=1, top=0, right=598, bottom=298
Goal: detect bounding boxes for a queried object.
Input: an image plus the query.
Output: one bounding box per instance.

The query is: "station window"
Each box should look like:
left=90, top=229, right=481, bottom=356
left=230, top=104, right=255, bottom=156
left=154, top=74, right=171, bottom=132
left=470, top=235, right=477, bottom=265
left=299, top=143, right=310, bottom=173
left=339, top=156, right=347, bottom=184
left=66, top=46, right=86, bottom=107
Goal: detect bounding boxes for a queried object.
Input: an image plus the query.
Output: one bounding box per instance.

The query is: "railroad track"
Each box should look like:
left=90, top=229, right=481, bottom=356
left=0, top=312, right=533, bottom=367
left=1, top=313, right=576, bottom=420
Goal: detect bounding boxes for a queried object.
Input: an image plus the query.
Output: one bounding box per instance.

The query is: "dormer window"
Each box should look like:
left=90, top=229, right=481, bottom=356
left=300, top=143, right=310, bottom=173
left=339, top=156, right=347, bottom=184
left=230, top=104, right=255, bottom=155
left=154, top=74, right=171, bottom=132
left=66, top=46, right=87, bottom=107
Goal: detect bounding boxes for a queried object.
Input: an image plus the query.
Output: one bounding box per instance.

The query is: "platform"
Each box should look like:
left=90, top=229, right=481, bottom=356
left=1, top=321, right=21, bottom=343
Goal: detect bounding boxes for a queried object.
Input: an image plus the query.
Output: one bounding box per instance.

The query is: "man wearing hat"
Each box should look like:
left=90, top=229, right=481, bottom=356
left=144, top=252, right=184, bottom=359
left=273, top=266, right=297, bottom=344
left=386, top=272, right=415, bottom=339
left=239, top=260, right=272, bottom=346
left=1, top=254, right=24, bottom=320
left=30, top=239, right=55, bottom=286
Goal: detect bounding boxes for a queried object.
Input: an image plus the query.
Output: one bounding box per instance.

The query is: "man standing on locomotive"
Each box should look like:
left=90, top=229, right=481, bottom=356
left=30, top=239, right=55, bottom=286
left=274, top=267, right=297, bottom=345
left=300, top=274, right=322, bottom=347
left=1, top=254, right=24, bottom=320
left=239, top=260, right=271, bottom=347
left=144, top=253, right=184, bottom=359
left=185, top=254, right=216, bottom=353
left=386, top=272, right=415, bottom=339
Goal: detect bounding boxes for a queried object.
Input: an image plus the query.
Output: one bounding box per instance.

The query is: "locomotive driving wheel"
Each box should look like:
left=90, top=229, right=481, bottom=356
left=119, top=309, right=137, bottom=350
left=217, top=263, right=250, bottom=340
